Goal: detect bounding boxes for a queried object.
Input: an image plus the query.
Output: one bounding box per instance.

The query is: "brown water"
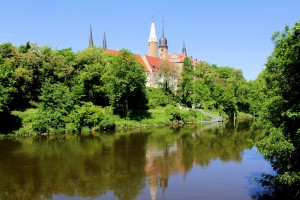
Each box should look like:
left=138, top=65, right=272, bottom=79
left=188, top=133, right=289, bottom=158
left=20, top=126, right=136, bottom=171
left=0, top=121, right=273, bottom=200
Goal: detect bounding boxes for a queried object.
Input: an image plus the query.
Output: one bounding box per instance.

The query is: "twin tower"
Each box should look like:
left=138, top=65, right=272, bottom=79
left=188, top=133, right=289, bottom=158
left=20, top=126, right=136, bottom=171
left=148, top=19, right=168, bottom=59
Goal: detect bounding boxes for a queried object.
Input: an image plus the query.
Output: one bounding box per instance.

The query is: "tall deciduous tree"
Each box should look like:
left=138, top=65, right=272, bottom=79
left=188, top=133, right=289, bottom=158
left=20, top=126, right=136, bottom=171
left=178, top=57, right=194, bottom=107
left=0, top=64, right=16, bottom=112
left=257, top=21, right=300, bottom=198
left=103, top=49, right=147, bottom=116
left=158, top=60, right=177, bottom=93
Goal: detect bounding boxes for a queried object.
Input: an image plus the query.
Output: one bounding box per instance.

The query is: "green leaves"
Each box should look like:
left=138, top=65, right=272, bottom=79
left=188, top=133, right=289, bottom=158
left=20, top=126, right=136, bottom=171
left=102, top=49, right=147, bottom=116
left=33, top=82, right=75, bottom=133
left=0, top=64, right=16, bottom=112
left=256, top=20, right=300, bottom=197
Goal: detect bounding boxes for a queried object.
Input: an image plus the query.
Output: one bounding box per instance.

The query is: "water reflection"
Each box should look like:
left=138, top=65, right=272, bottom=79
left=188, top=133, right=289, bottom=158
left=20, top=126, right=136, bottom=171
left=0, top=121, right=270, bottom=200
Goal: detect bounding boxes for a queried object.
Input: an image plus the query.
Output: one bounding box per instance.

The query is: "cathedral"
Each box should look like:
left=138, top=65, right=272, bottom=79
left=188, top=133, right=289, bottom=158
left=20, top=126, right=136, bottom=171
left=88, top=19, right=199, bottom=88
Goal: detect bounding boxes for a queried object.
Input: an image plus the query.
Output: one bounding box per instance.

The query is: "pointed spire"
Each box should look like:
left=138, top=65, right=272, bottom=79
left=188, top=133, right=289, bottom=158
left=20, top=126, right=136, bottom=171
left=148, top=17, right=158, bottom=43
left=159, top=18, right=167, bottom=47
left=89, top=24, right=94, bottom=47
left=162, top=18, right=165, bottom=37
left=102, top=31, right=107, bottom=49
left=182, top=40, right=187, bottom=56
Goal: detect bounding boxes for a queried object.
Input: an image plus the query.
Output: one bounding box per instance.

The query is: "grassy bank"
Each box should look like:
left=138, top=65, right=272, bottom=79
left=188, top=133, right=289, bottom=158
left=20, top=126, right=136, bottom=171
left=5, top=106, right=212, bottom=136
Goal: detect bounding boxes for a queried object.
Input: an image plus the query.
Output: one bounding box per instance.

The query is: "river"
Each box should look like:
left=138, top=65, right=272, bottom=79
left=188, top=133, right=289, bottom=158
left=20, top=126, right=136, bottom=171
left=0, top=121, right=273, bottom=200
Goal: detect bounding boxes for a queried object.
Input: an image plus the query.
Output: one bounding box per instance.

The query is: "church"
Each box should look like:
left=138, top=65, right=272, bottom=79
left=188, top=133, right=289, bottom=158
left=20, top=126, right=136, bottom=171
left=88, top=19, right=199, bottom=88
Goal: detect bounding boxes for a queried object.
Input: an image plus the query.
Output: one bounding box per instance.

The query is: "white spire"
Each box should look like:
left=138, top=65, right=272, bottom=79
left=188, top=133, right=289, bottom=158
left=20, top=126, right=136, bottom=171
left=148, top=19, right=158, bottom=43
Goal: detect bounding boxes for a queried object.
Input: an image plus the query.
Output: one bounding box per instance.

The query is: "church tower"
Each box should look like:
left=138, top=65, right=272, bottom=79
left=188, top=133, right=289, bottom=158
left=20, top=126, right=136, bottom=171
left=148, top=18, right=158, bottom=58
left=158, top=20, right=168, bottom=60
left=89, top=24, right=94, bottom=47
left=103, top=31, right=107, bottom=49
left=182, top=40, right=187, bottom=56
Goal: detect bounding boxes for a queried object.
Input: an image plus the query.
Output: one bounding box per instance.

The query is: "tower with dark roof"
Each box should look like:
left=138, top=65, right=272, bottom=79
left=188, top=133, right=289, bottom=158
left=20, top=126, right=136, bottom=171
left=158, top=20, right=168, bottom=60
left=89, top=24, right=94, bottom=47
left=103, top=31, right=107, bottom=49
left=182, top=40, right=187, bottom=56
left=148, top=18, right=158, bottom=58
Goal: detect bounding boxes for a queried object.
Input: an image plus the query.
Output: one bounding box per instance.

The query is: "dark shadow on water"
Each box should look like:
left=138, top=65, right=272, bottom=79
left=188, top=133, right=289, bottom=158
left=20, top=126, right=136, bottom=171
left=246, top=172, right=297, bottom=200
left=0, top=112, right=21, bottom=134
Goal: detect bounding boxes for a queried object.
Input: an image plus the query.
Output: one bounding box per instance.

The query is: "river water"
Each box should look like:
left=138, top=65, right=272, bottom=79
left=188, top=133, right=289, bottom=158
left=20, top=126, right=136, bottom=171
left=0, top=121, right=273, bottom=200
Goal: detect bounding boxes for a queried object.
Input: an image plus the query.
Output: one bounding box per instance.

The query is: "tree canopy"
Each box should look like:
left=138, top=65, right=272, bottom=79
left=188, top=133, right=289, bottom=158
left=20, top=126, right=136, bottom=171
left=257, top=21, right=300, bottom=199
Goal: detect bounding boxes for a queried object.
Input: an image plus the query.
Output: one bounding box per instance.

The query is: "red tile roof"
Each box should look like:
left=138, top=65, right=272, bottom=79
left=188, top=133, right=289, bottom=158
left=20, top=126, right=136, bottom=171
left=136, top=54, right=150, bottom=72
left=105, top=49, right=119, bottom=55
left=144, top=55, right=162, bottom=72
left=166, top=53, right=186, bottom=62
left=105, top=49, right=150, bottom=72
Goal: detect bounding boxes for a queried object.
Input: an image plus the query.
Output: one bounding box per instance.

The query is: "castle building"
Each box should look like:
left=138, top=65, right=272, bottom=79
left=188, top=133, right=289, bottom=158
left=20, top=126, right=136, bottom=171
left=96, top=18, right=199, bottom=89
left=158, top=21, right=168, bottom=60
left=148, top=19, right=158, bottom=58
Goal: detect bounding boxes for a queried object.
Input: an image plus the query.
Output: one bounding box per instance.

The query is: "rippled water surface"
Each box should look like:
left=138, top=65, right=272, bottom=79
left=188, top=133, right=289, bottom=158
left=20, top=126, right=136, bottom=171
left=0, top=121, right=273, bottom=200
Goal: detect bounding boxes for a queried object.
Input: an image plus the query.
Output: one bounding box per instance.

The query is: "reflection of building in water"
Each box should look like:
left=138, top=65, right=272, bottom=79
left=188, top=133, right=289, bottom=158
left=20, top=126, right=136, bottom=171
left=145, top=142, right=186, bottom=200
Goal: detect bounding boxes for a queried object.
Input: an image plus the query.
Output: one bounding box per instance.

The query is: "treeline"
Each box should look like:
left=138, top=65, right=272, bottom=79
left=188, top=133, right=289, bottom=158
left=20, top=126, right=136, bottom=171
left=0, top=44, right=148, bottom=134
left=0, top=42, right=256, bottom=134
left=177, top=56, right=260, bottom=118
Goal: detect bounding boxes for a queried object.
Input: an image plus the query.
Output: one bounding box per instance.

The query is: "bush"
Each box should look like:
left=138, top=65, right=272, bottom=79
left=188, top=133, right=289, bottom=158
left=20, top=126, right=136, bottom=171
left=165, top=105, right=182, bottom=122
left=100, top=117, right=116, bottom=130
left=68, top=102, right=116, bottom=132
left=147, top=88, right=172, bottom=108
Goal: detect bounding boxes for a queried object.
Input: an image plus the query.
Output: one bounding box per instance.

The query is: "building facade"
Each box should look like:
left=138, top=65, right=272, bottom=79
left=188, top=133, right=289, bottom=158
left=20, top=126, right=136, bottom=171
left=94, top=18, right=199, bottom=89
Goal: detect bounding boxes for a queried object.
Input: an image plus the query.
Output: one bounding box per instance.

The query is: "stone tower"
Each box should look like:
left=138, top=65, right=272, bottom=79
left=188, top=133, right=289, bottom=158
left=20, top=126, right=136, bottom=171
left=148, top=19, right=158, bottom=58
left=89, top=24, right=94, bottom=47
left=158, top=20, right=168, bottom=60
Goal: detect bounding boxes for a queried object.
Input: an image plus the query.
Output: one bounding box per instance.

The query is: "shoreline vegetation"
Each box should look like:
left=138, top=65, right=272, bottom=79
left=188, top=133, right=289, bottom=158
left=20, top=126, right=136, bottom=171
left=2, top=105, right=251, bottom=137
left=1, top=105, right=253, bottom=138
left=0, top=43, right=259, bottom=137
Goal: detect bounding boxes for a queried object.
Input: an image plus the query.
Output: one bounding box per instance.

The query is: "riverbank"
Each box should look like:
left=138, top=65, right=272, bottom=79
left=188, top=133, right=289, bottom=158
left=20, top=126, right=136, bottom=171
left=0, top=105, right=257, bottom=138
left=1, top=106, right=218, bottom=137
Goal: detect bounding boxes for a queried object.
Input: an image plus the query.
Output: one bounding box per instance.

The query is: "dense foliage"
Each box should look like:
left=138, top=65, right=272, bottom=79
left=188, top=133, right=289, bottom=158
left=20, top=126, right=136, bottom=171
left=177, top=56, right=256, bottom=118
left=0, top=45, right=148, bottom=134
left=255, top=21, right=300, bottom=199
left=0, top=41, right=256, bottom=134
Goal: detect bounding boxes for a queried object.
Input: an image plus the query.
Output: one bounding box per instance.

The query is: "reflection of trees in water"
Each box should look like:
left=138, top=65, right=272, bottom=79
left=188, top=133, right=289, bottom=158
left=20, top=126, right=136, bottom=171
left=0, top=121, right=265, bottom=200
left=182, top=120, right=264, bottom=168
left=0, top=134, right=147, bottom=200
left=144, top=121, right=265, bottom=200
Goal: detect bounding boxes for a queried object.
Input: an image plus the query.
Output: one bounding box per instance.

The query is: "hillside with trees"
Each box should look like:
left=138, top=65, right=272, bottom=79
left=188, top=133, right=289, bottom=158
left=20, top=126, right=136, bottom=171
left=0, top=41, right=259, bottom=135
left=0, top=46, right=148, bottom=134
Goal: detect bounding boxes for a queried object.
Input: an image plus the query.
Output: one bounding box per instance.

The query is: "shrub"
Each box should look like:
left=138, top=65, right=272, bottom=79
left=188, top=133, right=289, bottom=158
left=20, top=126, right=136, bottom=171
left=165, top=105, right=182, bottom=122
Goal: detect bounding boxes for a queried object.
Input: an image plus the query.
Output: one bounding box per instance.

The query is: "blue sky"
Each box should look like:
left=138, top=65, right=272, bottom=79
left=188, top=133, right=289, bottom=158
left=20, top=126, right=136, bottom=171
left=1, top=0, right=299, bottom=80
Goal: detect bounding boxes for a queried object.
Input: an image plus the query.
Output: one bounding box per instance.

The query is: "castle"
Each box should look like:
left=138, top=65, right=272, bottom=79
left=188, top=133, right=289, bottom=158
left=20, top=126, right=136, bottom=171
left=89, top=19, right=199, bottom=88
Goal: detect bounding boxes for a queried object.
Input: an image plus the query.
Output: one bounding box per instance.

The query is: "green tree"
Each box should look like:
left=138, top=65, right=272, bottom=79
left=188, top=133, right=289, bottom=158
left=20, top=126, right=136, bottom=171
left=158, top=60, right=177, bottom=93
left=32, top=81, right=75, bottom=133
left=178, top=57, right=194, bottom=107
left=103, top=49, right=148, bottom=117
left=0, top=64, right=16, bottom=112
left=192, top=78, right=212, bottom=109
left=228, top=69, right=250, bottom=113
left=18, top=41, right=31, bottom=53
left=73, top=47, right=110, bottom=105
left=248, top=70, right=268, bottom=117
left=146, top=88, right=170, bottom=108
left=0, top=43, right=16, bottom=58
left=257, top=21, right=300, bottom=199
